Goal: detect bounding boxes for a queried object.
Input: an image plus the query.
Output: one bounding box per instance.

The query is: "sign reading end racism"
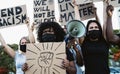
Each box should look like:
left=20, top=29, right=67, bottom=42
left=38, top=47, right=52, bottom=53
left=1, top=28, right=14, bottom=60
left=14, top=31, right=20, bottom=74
left=0, top=5, right=27, bottom=28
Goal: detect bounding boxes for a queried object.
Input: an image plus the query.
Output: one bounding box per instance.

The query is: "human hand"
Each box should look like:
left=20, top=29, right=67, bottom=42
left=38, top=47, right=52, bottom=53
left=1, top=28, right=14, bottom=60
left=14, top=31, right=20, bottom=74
left=22, top=63, right=28, bottom=72
left=31, top=22, right=36, bottom=32
left=72, top=0, right=78, bottom=6
left=62, top=59, right=69, bottom=69
left=106, top=5, right=114, bottom=17
left=25, top=17, right=30, bottom=27
left=93, top=6, right=97, bottom=14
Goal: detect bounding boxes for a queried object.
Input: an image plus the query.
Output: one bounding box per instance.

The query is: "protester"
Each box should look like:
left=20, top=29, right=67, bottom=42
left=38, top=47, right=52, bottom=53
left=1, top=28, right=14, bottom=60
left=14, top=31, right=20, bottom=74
left=0, top=18, right=35, bottom=74
left=23, top=21, right=76, bottom=74
left=67, top=36, right=83, bottom=74
left=81, top=19, right=110, bottom=74
left=38, top=21, right=76, bottom=74
left=72, top=0, right=110, bottom=74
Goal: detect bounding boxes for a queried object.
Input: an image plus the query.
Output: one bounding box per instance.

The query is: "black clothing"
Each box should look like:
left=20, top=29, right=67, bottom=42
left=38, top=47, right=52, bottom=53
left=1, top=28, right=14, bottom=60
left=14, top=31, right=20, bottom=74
left=66, top=47, right=74, bottom=74
left=81, top=40, right=110, bottom=74
left=66, top=48, right=74, bottom=61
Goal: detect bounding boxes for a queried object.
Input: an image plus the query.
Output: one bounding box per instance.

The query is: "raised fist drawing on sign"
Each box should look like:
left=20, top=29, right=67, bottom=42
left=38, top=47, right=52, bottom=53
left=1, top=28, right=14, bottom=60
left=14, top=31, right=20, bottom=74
left=38, top=52, right=54, bottom=74
left=38, top=52, right=54, bottom=68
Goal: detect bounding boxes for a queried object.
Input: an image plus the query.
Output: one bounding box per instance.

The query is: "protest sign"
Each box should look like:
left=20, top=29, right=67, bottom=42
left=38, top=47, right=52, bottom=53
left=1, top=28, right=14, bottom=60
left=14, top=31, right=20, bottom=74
left=76, top=0, right=93, bottom=4
left=25, top=42, right=66, bottom=74
left=33, top=0, right=55, bottom=25
left=58, top=0, right=95, bottom=25
left=109, top=0, right=120, bottom=7
left=58, top=0, right=75, bottom=26
left=78, top=3, right=95, bottom=20
left=0, top=5, right=27, bottom=28
left=93, top=0, right=102, bottom=2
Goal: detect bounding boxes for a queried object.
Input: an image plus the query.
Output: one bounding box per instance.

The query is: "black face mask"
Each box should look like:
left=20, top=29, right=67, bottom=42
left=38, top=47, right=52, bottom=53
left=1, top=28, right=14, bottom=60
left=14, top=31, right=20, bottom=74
left=87, top=30, right=101, bottom=39
left=20, top=45, right=26, bottom=52
left=42, top=34, right=56, bottom=42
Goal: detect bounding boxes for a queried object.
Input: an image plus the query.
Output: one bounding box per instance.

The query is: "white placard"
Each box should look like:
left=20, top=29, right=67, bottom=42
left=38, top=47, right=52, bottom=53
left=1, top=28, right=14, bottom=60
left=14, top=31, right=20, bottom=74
left=33, top=0, right=55, bottom=25
left=25, top=42, right=66, bottom=74
left=109, top=0, right=120, bottom=7
left=93, top=0, right=102, bottom=2
left=78, top=3, right=95, bottom=20
left=0, top=5, right=27, bottom=28
left=58, top=0, right=74, bottom=26
left=76, top=0, right=93, bottom=4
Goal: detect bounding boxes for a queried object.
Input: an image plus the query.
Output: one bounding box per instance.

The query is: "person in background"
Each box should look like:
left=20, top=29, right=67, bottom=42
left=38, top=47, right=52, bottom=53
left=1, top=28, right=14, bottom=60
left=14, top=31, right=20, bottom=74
left=0, top=18, right=35, bottom=74
left=67, top=36, right=83, bottom=74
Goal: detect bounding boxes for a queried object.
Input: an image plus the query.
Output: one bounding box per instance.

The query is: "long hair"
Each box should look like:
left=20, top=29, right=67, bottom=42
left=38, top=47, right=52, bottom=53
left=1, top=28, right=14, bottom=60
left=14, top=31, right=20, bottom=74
left=85, top=20, right=104, bottom=41
left=37, top=22, right=66, bottom=42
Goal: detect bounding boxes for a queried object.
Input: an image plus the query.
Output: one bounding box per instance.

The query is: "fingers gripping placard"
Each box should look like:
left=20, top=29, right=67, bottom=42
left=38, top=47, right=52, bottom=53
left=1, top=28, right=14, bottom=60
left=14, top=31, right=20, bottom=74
left=25, top=42, right=66, bottom=74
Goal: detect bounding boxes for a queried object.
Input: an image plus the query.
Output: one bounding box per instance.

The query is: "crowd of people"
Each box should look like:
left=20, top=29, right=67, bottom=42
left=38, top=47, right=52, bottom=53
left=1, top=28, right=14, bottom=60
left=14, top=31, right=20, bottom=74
left=0, top=0, right=120, bottom=74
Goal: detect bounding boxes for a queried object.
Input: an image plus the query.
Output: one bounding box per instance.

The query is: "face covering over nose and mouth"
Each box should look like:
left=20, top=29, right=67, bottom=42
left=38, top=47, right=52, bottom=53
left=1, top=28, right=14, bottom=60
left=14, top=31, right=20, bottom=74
left=20, top=45, right=26, bottom=52
left=87, top=30, right=101, bottom=40
left=41, top=34, right=56, bottom=42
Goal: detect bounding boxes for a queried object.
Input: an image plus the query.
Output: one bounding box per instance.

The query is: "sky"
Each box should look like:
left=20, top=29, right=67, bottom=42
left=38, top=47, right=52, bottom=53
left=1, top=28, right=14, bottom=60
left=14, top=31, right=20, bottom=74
left=0, top=0, right=120, bottom=44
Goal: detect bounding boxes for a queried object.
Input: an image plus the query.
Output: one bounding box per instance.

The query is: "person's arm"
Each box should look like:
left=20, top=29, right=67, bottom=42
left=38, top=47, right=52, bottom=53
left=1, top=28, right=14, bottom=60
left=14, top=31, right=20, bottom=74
left=25, top=18, right=35, bottom=43
left=72, top=0, right=81, bottom=20
left=93, top=6, right=100, bottom=23
left=66, top=61, right=76, bottom=74
left=73, top=44, right=83, bottom=66
left=106, top=5, right=120, bottom=44
left=0, top=33, right=15, bottom=58
left=63, top=59, right=76, bottom=74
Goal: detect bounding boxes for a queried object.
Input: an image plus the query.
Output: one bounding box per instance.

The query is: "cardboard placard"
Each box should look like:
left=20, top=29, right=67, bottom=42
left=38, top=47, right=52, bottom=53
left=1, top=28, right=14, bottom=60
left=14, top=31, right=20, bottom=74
left=58, top=0, right=74, bottom=26
left=93, top=0, right=102, bottom=2
left=109, top=0, right=120, bottom=7
left=76, top=0, right=93, bottom=4
left=25, top=42, right=66, bottom=74
left=78, top=3, right=95, bottom=20
left=33, top=0, right=55, bottom=25
left=0, top=5, right=27, bottom=28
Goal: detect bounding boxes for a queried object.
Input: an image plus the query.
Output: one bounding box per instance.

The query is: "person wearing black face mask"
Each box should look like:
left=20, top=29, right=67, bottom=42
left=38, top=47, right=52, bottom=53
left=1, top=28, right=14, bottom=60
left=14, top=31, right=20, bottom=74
left=87, top=30, right=102, bottom=40
left=0, top=17, right=35, bottom=74
left=69, top=2, right=110, bottom=74
left=72, top=1, right=111, bottom=73
left=78, top=20, right=111, bottom=74
left=80, top=20, right=110, bottom=74
left=35, top=21, right=76, bottom=74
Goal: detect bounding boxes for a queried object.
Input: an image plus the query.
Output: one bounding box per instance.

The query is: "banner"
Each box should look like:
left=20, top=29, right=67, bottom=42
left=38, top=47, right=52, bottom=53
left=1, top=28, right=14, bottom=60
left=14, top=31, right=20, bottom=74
left=33, top=0, right=55, bottom=25
left=109, top=0, right=120, bottom=7
left=78, top=3, right=95, bottom=20
left=0, top=5, right=27, bottom=28
left=25, top=42, right=66, bottom=74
